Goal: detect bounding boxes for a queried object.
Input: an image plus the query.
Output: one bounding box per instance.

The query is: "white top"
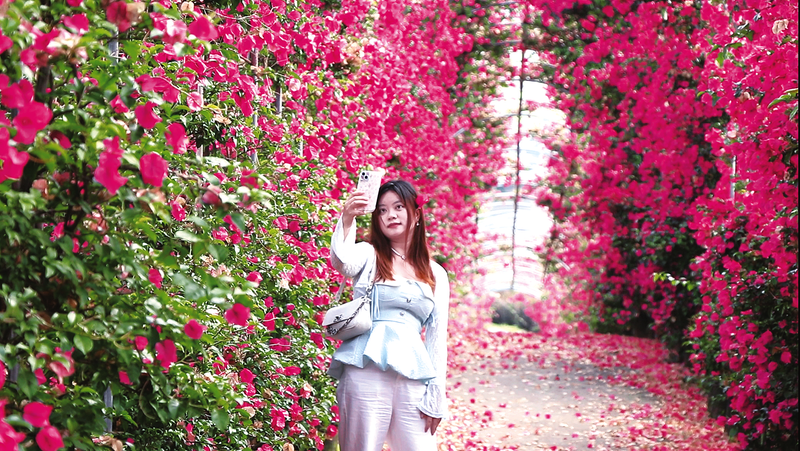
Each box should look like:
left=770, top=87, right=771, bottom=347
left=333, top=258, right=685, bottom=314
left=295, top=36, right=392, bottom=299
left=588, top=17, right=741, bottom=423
left=329, top=216, right=450, bottom=418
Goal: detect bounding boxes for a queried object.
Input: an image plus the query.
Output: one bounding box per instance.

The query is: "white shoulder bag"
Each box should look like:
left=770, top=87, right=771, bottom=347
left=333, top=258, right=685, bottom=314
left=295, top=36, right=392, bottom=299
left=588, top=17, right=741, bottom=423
left=322, top=267, right=375, bottom=341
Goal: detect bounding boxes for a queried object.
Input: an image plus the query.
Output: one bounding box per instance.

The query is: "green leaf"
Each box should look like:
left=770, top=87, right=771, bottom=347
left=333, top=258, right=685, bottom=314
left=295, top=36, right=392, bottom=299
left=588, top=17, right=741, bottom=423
left=208, top=244, right=229, bottom=262
left=211, top=408, right=230, bottom=431
left=175, top=230, right=202, bottom=243
left=74, top=334, right=94, bottom=354
left=167, top=398, right=180, bottom=419
left=17, top=369, right=38, bottom=398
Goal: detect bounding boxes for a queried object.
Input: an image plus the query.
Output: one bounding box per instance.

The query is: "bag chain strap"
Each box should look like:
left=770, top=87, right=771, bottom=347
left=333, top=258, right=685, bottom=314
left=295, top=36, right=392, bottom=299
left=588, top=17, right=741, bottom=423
left=327, top=267, right=375, bottom=336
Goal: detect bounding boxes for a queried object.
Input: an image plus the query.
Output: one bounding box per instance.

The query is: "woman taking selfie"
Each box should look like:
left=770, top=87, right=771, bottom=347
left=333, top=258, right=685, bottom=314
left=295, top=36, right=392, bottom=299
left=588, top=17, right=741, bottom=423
left=327, top=179, right=450, bottom=450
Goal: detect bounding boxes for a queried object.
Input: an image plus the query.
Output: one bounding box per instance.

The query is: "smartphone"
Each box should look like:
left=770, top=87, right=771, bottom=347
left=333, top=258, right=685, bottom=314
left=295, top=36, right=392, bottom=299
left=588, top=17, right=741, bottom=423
left=356, top=169, right=383, bottom=214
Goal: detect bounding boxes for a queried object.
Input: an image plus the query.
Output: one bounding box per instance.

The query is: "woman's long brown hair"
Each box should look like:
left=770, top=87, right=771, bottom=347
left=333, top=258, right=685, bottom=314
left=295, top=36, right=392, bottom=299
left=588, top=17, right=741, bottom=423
left=369, top=180, right=436, bottom=291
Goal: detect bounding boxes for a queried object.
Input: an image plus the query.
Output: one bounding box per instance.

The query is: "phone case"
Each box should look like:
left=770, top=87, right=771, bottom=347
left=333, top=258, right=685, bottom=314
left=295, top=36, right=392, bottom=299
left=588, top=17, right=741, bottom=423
left=356, top=170, right=382, bottom=213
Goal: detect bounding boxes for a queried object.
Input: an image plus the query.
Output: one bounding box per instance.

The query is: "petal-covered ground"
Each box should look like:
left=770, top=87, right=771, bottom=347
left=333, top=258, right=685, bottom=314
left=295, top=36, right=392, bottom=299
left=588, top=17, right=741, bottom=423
left=439, top=313, right=741, bottom=450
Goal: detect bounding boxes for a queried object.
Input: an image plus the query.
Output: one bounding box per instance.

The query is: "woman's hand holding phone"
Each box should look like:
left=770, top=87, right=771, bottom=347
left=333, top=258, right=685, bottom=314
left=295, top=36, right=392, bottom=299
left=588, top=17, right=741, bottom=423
left=341, top=191, right=371, bottom=240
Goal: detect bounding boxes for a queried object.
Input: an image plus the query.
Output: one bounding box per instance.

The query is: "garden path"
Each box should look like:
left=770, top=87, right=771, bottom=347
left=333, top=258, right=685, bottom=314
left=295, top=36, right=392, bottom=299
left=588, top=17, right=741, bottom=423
left=438, top=325, right=736, bottom=451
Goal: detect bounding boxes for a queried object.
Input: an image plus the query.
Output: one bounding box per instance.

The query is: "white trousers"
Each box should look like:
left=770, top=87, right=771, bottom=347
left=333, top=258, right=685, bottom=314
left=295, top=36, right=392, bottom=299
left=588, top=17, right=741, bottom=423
left=336, top=362, right=436, bottom=451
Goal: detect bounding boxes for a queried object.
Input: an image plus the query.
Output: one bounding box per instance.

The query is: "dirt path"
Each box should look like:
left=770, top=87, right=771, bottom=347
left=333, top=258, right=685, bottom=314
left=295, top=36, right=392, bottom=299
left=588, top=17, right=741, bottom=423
left=448, top=357, right=659, bottom=450
left=439, top=326, right=736, bottom=451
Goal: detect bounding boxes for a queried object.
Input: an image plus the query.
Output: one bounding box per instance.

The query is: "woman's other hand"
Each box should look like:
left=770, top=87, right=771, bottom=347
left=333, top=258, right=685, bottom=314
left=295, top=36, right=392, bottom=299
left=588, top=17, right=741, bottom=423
left=419, top=412, right=441, bottom=435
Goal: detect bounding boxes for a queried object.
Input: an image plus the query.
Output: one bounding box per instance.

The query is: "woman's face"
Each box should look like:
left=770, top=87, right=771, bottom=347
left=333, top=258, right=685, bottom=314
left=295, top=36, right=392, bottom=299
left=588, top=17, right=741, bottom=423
left=376, top=190, right=416, bottom=243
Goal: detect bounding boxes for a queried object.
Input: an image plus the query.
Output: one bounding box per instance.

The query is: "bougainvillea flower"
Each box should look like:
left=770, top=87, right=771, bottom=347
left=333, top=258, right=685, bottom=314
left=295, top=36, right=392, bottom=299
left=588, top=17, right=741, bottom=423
left=187, top=91, right=203, bottom=111
left=225, top=303, right=250, bottom=327
left=134, top=336, right=148, bottom=351
left=239, top=368, right=255, bottom=383
left=0, top=132, right=30, bottom=181
left=165, top=122, right=188, bottom=154
left=12, top=101, right=53, bottom=144
left=148, top=268, right=162, bottom=288
left=0, top=421, right=26, bottom=448
left=184, top=319, right=206, bottom=339
left=110, top=95, right=129, bottom=113
left=246, top=271, right=262, bottom=285
left=62, top=14, right=90, bottom=35
left=36, top=425, right=64, bottom=451
left=170, top=201, right=186, bottom=221
left=161, top=19, right=187, bottom=45
left=23, top=402, right=53, bottom=427
left=1, top=79, right=34, bottom=109
left=188, top=15, right=218, bottom=41
left=49, top=348, right=75, bottom=378
left=270, top=405, right=287, bottom=431
left=155, top=339, right=177, bottom=370
left=49, top=131, right=71, bottom=149
left=94, top=142, right=128, bottom=194
left=268, top=337, right=290, bottom=352
left=283, top=366, right=301, bottom=376
left=106, top=2, right=132, bottom=32
left=119, top=371, right=132, bottom=385
left=0, top=35, right=12, bottom=54
left=135, top=102, right=162, bottom=130
left=139, top=152, right=168, bottom=186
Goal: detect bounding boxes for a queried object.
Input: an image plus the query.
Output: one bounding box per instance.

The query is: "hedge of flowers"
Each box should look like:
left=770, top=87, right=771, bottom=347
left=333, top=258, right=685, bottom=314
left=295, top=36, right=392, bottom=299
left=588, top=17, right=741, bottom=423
left=0, top=0, right=507, bottom=449
left=521, top=0, right=797, bottom=446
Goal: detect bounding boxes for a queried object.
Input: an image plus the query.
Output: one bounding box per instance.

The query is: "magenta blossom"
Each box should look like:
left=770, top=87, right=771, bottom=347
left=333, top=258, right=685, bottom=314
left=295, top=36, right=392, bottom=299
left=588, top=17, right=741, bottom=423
left=139, top=152, right=168, bottom=186
left=135, top=102, right=162, bottom=129
left=224, top=303, right=250, bottom=327
left=184, top=319, right=206, bottom=339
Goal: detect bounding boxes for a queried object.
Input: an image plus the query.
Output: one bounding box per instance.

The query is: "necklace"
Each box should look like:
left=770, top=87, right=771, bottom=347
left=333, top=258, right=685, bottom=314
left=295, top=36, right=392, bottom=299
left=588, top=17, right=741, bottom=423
left=391, top=248, right=406, bottom=261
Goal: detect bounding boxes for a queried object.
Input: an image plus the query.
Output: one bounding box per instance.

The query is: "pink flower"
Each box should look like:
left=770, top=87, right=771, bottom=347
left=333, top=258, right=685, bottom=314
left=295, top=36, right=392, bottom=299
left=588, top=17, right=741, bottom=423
left=119, top=371, right=132, bottom=385
left=62, top=14, right=90, bottom=35
left=0, top=130, right=30, bottom=182
left=1, top=79, right=34, bottom=109
left=155, top=339, right=178, bottom=370
left=106, top=1, right=132, bottom=32
left=50, top=131, right=71, bottom=149
left=165, top=122, right=188, bottom=154
left=110, top=95, right=129, bottom=113
left=326, top=424, right=337, bottom=439
left=139, top=152, right=168, bottom=186
left=13, top=101, right=53, bottom=144
left=268, top=337, right=290, bottom=352
left=170, top=201, right=186, bottom=221
left=188, top=15, right=218, bottom=41
left=283, top=366, right=301, bottom=376
left=66, top=0, right=83, bottom=6
left=134, top=336, right=148, bottom=351
left=148, top=268, right=162, bottom=288
left=0, top=360, right=5, bottom=389
left=0, top=35, right=12, bottom=54
left=161, top=19, right=187, bottom=45
left=239, top=368, right=255, bottom=383
left=94, top=136, right=128, bottom=194
left=23, top=402, right=52, bottom=427
left=135, top=102, right=162, bottom=129
left=0, top=421, right=26, bottom=447
left=36, top=426, right=64, bottom=451
left=270, top=406, right=287, bottom=431
left=49, top=348, right=74, bottom=379
left=184, top=320, right=206, bottom=339
left=225, top=303, right=250, bottom=327
left=781, top=351, right=792, bottom=364
left=187, top=92, right=203, bottom=111
left=246, top=271, right=262, bottom=285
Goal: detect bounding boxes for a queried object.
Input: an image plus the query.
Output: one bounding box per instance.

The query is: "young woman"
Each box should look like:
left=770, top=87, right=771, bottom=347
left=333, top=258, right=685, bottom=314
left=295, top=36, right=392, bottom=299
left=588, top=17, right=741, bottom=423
left=328, top=180, right=450, bottom=451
